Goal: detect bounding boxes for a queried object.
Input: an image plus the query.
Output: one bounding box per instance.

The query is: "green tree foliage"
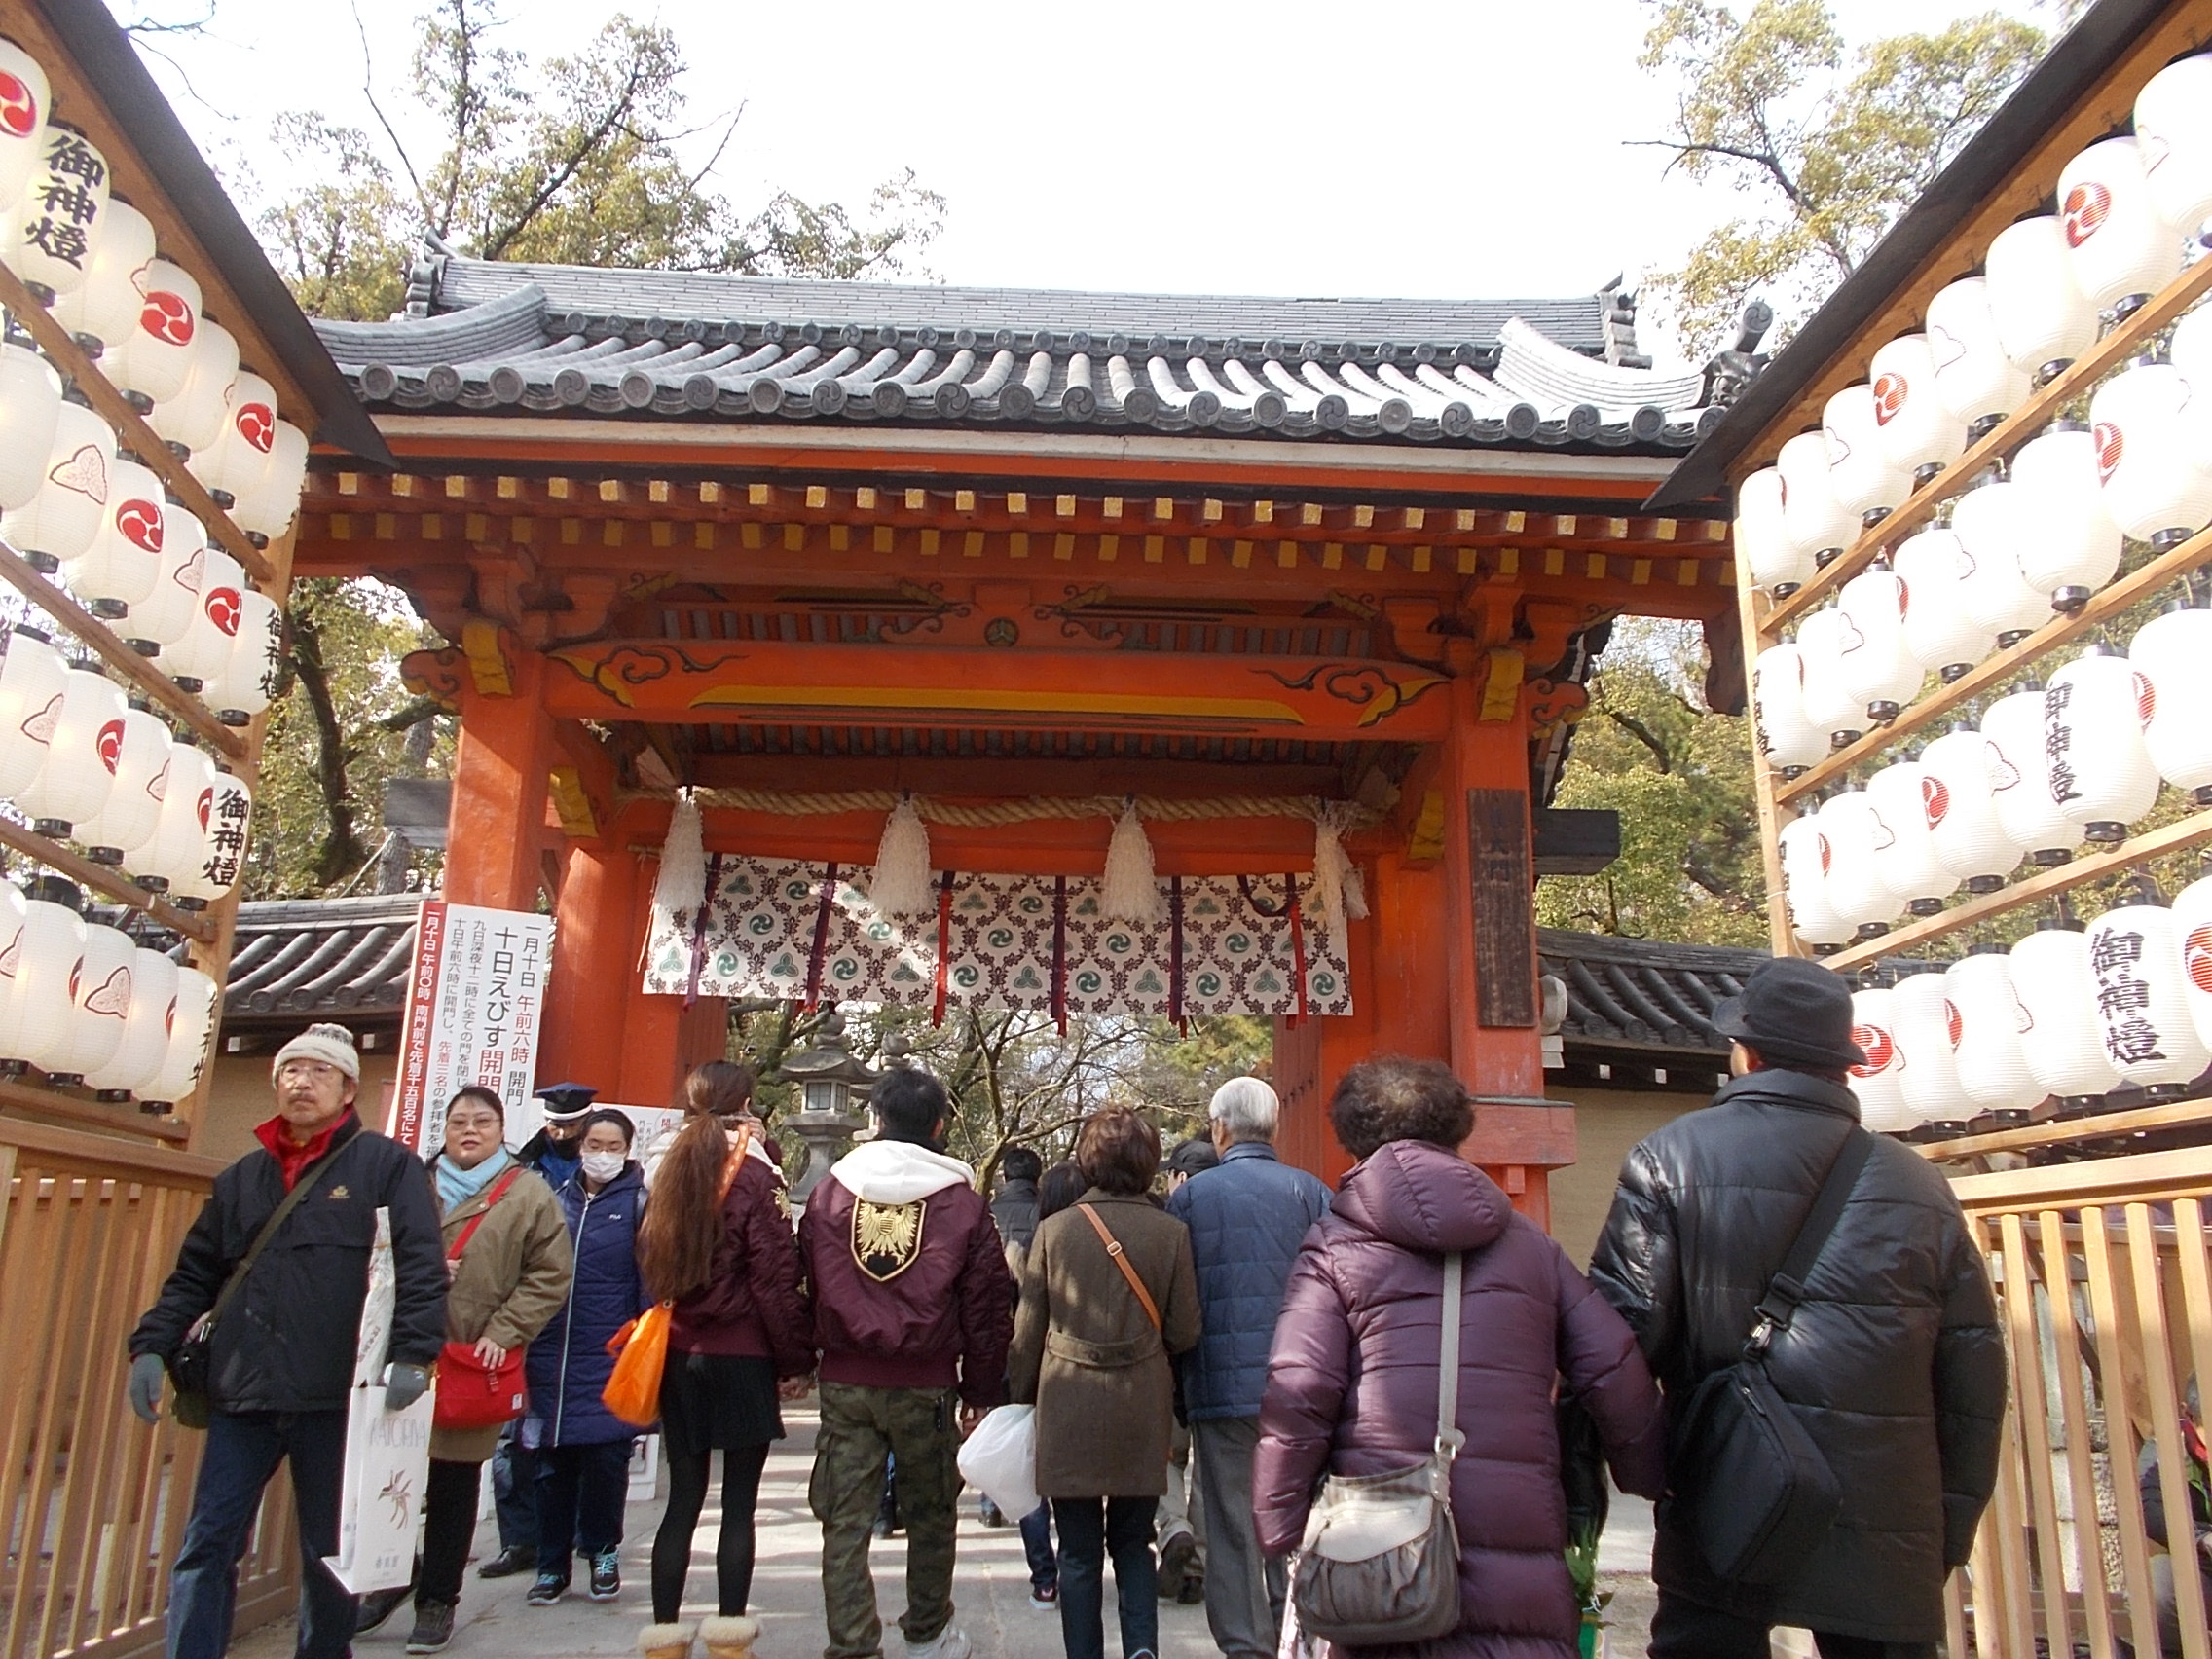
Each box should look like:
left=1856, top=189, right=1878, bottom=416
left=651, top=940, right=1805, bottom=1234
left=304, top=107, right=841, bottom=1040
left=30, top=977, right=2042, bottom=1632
left=1639, top=0, right=2046, bottom=350
left=1537, top=619, right=1766, bottom=945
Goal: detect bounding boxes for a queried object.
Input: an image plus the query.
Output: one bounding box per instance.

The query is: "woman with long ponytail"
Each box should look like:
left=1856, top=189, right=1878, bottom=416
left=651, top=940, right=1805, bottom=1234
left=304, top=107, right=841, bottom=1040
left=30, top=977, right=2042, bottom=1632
left=633, top=1063, right=812, bottom=1659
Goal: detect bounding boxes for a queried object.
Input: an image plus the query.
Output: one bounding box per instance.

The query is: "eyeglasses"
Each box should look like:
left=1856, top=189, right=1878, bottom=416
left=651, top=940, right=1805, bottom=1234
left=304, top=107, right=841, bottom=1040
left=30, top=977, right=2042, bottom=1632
left=278, top=1060, right=340, bottom=1083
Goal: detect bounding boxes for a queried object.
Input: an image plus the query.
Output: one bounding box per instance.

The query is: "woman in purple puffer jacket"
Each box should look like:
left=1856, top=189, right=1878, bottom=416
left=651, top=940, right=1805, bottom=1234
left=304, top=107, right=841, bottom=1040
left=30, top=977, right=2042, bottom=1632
left=1255, top=1057, right=1667, bottom=1659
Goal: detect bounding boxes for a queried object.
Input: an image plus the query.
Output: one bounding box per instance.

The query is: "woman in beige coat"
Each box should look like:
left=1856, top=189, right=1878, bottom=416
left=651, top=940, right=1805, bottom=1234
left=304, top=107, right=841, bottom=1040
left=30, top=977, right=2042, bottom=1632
left=1010, top=1108, right=1198, bottom=1659
left=406, top=1088, right=572, bottom=1653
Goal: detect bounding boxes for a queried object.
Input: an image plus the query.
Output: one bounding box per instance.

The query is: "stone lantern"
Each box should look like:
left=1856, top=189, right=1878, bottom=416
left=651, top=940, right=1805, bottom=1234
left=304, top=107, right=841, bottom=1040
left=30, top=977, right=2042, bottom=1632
left=778, top=1006, right=880, bottom=1208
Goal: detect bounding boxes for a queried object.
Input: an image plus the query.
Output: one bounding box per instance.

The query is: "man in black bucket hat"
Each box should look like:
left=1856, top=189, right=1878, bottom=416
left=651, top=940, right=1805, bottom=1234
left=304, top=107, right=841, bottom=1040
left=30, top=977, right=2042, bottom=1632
left=1588, top=956, right=2007, bottom=1659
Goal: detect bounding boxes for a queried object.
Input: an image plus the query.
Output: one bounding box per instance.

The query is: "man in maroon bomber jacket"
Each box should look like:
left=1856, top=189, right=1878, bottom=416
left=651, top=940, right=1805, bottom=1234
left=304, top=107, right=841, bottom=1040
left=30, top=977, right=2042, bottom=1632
left=798, top=1068, right=1014, bottom=1659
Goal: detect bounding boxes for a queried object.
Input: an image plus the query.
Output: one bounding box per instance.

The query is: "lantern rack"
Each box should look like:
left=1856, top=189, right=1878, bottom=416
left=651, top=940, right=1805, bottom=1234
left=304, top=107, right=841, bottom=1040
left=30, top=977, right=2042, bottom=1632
left=1915, top=1093, right=2212, bottom=1162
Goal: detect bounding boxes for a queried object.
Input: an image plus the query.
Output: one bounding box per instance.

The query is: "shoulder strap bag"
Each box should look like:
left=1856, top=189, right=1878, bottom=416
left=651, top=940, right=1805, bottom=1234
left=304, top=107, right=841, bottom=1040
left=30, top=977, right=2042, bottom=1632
left=166, top=1147, right=345, bottom=1429
left=1669, top=1125, right=1877, bottom=1586
left=1290, top=1251, right=1467, bottom=1647
left=433, top=1165, right=533, bottom=1432
left=1076, top=1201, right=1161, bottom=1332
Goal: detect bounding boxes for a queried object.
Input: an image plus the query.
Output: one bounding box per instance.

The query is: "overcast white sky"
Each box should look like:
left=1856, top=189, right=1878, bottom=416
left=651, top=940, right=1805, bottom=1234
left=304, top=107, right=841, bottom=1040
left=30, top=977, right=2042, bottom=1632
left=124, top=0, right=2052, bottom=361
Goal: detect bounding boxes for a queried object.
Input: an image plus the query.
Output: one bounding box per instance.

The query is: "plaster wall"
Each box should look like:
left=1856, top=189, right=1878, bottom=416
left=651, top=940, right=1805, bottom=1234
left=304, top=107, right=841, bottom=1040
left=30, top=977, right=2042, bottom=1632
left=1543, top=1084, right=1704, bottom=1271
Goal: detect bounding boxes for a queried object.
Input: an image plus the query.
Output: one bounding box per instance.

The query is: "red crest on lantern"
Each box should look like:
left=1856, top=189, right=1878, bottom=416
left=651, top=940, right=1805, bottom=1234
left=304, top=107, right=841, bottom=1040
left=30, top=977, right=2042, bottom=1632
left=115, top=498, right=162, bottom=554
left=1872, top=372, right=1908, bottom=424
left=95, top=719, right=122, bottom=773
left=195, top=787, right=212, bottom=833
left=0, top=72, right=38, bottom=139
left=1852, top=1023, right=1897, bottom=1075
left=2096, top=421, right=2125, bottom=483
left=1818, top=832, right=1832, bottom=874
left=1945, top=998, right=1964, bottom=1047
left=235, top=403, right=275, bottom=453
left=203, top=588, right=240, bottom=636
left=138, top=290, right=195, bottom=348
left=1922, top=774, right=1952, bottom=828
left=2064, top=181, right=2115, bottom=245
left=2135, top=670, right=2157, bottom=727
left=2188, top=925, right=2212, bottom=995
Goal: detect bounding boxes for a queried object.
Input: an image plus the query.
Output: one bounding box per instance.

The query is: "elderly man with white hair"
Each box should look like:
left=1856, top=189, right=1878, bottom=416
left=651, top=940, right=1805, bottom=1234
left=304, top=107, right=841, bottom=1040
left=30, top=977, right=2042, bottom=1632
left=1163, top=1075, right=1332, bottom=1659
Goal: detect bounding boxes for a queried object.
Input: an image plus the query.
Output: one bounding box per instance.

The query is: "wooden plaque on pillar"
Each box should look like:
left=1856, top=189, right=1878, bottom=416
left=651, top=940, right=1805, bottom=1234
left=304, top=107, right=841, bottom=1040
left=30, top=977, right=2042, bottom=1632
left=1467, top=788, right=1536, bottom=1028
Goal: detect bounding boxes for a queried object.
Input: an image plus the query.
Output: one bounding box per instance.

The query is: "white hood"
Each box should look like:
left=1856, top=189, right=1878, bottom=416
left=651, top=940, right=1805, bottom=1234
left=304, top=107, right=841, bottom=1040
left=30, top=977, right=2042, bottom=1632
left=830, top=1138, right=976, bottom=1204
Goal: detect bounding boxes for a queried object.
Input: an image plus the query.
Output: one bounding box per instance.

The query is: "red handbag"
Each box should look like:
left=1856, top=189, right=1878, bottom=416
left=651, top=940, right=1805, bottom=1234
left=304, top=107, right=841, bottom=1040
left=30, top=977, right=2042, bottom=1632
left=434, top=1167, right=531, bottom=1432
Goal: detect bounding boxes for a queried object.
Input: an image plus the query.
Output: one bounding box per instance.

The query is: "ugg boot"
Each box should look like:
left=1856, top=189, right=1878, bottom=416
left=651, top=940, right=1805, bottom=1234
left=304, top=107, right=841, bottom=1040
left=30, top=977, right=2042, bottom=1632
left=638, top=1622, right=695, bottom=1659
left=700, top=1616, right=759, bottom=1659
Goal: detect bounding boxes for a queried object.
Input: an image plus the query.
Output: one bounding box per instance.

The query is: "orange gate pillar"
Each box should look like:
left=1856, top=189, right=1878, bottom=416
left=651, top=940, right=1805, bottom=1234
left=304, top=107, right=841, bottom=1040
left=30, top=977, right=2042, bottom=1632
left=445, top=643, right=555, bottom=911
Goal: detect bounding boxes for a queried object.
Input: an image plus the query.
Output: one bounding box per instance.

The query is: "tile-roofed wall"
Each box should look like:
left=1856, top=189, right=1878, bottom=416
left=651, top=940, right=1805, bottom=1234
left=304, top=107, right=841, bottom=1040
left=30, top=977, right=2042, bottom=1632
left=1537, top=926, right=1769, bottom=1060
left=185, top=893, right=420, bottom=1026
left=310, top=245, right=1727, bottom=455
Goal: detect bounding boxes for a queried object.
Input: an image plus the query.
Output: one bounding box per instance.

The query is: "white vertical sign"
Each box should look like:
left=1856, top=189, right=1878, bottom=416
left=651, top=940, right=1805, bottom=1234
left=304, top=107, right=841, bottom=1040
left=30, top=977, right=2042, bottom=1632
left=389, top=900, right=556, bottom=1153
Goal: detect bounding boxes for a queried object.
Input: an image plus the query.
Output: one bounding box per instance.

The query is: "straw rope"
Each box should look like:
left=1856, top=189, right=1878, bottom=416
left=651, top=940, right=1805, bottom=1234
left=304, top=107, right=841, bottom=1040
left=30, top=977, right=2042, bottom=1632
left=622, top=787, right=1379, bottom=829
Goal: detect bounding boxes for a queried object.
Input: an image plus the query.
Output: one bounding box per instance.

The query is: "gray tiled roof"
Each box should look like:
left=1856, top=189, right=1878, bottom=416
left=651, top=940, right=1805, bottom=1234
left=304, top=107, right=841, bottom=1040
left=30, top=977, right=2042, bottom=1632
left=196, top=894, right=420, bottom=1026
left=310, top=246, right=1725, bottom=454
left=1538, top=927, right=1765, bottom=1059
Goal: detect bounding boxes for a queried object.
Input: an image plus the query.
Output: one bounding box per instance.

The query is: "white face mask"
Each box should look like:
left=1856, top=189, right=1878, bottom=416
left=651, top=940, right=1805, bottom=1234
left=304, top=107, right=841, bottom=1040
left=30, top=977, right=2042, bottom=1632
left=580, top=1151, right=626, bottom=1184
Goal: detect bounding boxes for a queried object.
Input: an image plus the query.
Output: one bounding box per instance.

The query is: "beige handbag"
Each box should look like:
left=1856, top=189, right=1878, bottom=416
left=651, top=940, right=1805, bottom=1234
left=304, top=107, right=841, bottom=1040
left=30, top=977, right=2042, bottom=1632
left=1290, top=1252, right=1466, bottom=1646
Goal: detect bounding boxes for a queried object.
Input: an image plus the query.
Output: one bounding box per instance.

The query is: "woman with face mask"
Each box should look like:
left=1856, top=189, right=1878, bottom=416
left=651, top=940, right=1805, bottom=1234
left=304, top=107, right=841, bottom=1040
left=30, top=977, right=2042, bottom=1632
left=520, top=1109, right=652, bottom=1609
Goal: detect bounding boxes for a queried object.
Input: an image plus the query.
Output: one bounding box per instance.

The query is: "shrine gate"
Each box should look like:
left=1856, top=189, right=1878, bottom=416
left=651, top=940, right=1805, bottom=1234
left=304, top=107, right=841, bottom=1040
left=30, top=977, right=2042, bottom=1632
left=306, top=256, right=1752, bottom=1221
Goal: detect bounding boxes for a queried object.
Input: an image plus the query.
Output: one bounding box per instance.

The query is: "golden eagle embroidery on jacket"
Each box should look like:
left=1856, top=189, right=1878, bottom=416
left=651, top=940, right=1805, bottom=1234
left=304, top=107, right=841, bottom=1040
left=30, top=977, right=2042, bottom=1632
left=852, top=1198, right=926, bottom=1281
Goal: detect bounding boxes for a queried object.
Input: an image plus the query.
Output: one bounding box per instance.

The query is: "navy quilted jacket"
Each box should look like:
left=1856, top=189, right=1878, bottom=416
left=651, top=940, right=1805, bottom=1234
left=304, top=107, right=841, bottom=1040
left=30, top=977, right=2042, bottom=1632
left=1165, top=1141, right=1331, bottom=1420
left=524, top=1162, right=650, bottom=1447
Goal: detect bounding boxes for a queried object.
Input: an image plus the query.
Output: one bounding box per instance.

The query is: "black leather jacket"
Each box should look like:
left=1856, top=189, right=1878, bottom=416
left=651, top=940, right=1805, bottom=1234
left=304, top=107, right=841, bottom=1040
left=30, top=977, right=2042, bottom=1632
left=1587, top=1068, right=2006, bottom=1644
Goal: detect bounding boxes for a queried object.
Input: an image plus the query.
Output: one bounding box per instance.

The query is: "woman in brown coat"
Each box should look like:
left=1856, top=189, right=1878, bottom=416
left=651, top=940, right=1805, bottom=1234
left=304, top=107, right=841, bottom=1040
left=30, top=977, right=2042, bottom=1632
left=1010, top=1109, right=1199, bottom=1659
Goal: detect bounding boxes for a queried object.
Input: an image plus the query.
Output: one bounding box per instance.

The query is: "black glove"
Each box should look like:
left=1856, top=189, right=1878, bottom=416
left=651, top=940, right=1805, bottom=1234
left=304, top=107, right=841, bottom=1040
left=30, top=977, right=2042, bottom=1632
left=384, top=1362, right=431, bottom=1414
left=128, top=1353, right=166, bottom=1424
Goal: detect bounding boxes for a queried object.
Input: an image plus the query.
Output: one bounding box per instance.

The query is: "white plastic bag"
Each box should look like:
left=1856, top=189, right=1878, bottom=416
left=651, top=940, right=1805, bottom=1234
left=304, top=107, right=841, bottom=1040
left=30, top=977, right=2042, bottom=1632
left=956, top=1403, right=1039, bottom=1521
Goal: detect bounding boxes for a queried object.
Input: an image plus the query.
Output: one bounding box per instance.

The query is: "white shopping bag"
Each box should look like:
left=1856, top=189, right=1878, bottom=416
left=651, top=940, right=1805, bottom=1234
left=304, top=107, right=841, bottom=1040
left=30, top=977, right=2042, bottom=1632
left=954, top=1403, right=1039, bottom=1521
left=323, top=1208, right=436, bottom=1594
left=1278, top=1571, right=1329, bottom=1659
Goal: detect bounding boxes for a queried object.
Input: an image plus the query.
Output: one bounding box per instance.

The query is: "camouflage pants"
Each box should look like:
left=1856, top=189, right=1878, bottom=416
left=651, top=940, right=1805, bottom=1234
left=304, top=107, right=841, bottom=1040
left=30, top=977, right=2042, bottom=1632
left=810, top=1382, right=962, bottom=1659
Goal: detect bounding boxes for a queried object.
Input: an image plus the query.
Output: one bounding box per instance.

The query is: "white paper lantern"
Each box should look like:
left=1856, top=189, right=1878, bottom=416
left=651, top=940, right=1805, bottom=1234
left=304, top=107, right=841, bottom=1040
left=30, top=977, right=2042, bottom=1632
left=14, top=664, right=123, bottom=834
left=2, top=123, right=109, bottom=299
left=1987, top=215, right=2100, bottom=382
left=1945, top=947, right=2047, bottom=1118
left=2091, top=357, right=2212, bottom=547
left=1868, top=334, right=1966, bottom=483
left=1866, top=757, right=1954, bottom=914
left=1778, top=811, right=1852, bottom=948
left=1926, top=276, right=2031, bottom=434
left=0, top=41, right=51, bottom=211
left=135, top=742, right=214, bottom=893
left=1795, top=606, right=1862, bottom=744
left=2085, top=900, right=2212, bottom=1093
left=1836, top=565, right=1924, bottom=723
left=1818, top=789, right=1900, bottom=933
left=2059, top=137, right=2184, bottom=313
left=205, top=589, right=280, bottom=725
left=0, top=339, right=61, bottom=512
left=0, top=878, right=27, bottom=1063
left=2009, top=420, right=2123, bottom=614
left=5, top=878, right=83, bottom=1072
left=2131, top=600, right=2212, bottom=802
left=2045, top=645, right=2160, bottom=843
left=2, top=394, right=110, bottom=572
left=63, top=448, right=163, bottom=617
left=173, top=768, right=251, bottom=903
left=2013, top=922, right=2125, bottom=1109
left=2137, top=52, right=2212, bottom=237
left=1893, top=526, right=1991, bottom=680
left=138, top=964, right=215, bottom=1108
left=1922, top=726, right=2021, bottom=892
left=235, top=420, right=308, bottom=540
left=2170, top=871, right=2212, bottom=1054
left=124, top=508, right=205, bottom=654
left=45, top=917, right=134, bottom=1083
left=1825, top=383, right=1913, bottom=523
left=0, top=624, right=64, bottom=797
left=162, top=542, right=242, bottom=690
left=187, top=371, right=276, bottom=508
left=1779, top=428, right=1858, bottom=568
left=1738, top=466, right=1809, bottom=594
left=1893, top=969, right=1966, bottom=1128
left=48, top=197, right=153, bottom=354
left=1952, top=473, right=2052, bottom=644
left=148, top=318, right=239, bottom=459
left=1753, top=643, right=1830, bottom=772
left=85, top=944, right=175, bottom=1100
left=1848, top=985, right=1915, bottom=1133
left=105, top=257, right=201, bottom=410
left=72, top=702, right=168, bottom=863
left=1982, top=685, right=2078, bottom=866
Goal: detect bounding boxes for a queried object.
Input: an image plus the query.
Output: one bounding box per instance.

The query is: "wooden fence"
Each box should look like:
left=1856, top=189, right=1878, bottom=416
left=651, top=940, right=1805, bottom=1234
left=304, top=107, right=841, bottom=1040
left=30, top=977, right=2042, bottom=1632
left=0, top=1120, right=296, bottom=1659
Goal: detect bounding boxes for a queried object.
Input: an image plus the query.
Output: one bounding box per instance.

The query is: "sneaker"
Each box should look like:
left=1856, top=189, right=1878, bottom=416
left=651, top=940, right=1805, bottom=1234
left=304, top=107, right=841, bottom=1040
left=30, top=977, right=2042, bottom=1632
left=525, top=1573, right=567, bottom=1607
left=1028, top=1583, right=1058, bottom=1611
left=1158, top=1528, right=1196, bottom=1597
left=979, top=1498, right=1006, bottom=1528
left=588, top=1550, right=621, bottom=1602
left=477, top=1545, right=535, bottom=1580
left=355, top=1583, right=412, bottom=1635
left=1176, top=1571, right=1204, bottom=1605
left=405, top=1600, right=455, bottom=1655
left=904, top=1626, right=973, bottom=1659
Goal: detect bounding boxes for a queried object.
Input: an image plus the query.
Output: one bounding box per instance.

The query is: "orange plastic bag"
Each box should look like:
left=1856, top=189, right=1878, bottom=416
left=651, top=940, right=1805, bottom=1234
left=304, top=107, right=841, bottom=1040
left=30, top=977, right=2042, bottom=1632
left=602, top=1302, right=673, bottom=1427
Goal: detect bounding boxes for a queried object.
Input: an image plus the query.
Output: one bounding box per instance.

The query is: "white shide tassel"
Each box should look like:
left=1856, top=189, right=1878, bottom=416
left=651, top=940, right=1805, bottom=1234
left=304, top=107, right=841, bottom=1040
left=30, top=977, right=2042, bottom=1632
left=869, top=794, right=934, bottom=917
left=1311, top=804, right=1370, bottom=933
left=644, top=791, right=707, bottom=962
left=1102, top=800, right=1165, bottom=924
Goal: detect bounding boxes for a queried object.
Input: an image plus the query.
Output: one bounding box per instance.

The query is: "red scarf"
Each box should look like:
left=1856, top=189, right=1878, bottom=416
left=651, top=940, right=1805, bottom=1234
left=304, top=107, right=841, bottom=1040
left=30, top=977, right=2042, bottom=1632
left=255, top=1112, right=351, bottom=1190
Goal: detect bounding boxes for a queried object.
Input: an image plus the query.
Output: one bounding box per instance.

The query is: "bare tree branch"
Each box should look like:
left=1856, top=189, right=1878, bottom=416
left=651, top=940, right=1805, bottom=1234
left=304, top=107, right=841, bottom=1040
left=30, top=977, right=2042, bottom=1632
left=353, top=1, right=431, bottom=224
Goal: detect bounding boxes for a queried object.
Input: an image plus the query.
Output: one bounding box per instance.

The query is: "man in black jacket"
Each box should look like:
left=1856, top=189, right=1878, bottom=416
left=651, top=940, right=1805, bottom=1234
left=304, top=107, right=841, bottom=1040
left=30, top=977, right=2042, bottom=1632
left=1588, top=958, right=2007, bottom=1659
left=987, top=1144, right=1043, bottom=1254
left=128, top=1023, right=446, bottom=1659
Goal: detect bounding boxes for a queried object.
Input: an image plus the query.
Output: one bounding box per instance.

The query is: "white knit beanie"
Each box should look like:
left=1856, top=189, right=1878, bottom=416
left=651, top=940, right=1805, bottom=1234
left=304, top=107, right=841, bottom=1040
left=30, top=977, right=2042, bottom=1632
left=271, top=1022, right=360, bottom=1083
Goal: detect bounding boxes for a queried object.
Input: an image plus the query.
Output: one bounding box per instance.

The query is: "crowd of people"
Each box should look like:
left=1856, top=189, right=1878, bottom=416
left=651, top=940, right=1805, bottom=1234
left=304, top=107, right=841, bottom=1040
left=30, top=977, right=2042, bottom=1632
left=126, top=955, right=2009, bottom=1659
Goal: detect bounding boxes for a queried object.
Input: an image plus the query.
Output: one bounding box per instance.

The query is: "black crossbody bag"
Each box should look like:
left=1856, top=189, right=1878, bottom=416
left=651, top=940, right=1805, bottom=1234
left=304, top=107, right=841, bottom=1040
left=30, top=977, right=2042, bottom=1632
left=1668, top=1127, right=1875, bottom=1585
